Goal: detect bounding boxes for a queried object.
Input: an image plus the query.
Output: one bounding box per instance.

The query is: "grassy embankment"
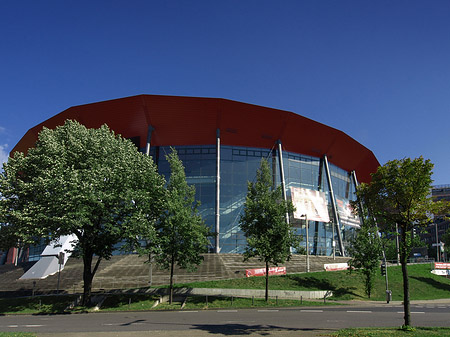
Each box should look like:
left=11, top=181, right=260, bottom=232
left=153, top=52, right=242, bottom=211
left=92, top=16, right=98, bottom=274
left=1, top=263, right=449, bottom=314
left=170, top=262, right=450, bottom=302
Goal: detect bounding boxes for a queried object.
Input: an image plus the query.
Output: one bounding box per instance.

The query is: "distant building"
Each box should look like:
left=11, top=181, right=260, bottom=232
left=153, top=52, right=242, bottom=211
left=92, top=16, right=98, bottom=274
left=421, top=185, right=450, bottom=259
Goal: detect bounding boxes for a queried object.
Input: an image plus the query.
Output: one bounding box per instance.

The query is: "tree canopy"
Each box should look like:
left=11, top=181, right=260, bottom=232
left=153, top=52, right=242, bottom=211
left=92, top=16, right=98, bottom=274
left=0, top=120, right=166, bottom=305
left=153, top=149, right=209, bottom=304
left=354, top=157, right=446, bottom=327
left=239, top=158, right=298, bottom=301
left=347, top=220, right=383, bottom=298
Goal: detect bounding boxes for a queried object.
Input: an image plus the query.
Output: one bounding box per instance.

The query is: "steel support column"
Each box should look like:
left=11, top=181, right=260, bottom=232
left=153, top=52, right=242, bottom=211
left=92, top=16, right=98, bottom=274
left=323, top=155, right=345, bottom=256
left=351, top=170, right=365, bottom=226
left=215, top=129, right=221, bottom=253
left=145, top=125, right=154, bottom=156
left=314, top=157, right=325, bottom=256
left=277, top=140, right=289, bottom=224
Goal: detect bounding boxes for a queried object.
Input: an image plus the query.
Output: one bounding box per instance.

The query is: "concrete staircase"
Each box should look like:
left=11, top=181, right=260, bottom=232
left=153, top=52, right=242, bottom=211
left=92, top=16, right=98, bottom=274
left=0, top=254, right=350, bottom=296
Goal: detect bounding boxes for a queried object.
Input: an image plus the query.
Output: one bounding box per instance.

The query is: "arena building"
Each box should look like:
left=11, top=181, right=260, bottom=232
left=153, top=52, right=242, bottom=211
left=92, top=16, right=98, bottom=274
left=6, top=94, right=379, bottom=263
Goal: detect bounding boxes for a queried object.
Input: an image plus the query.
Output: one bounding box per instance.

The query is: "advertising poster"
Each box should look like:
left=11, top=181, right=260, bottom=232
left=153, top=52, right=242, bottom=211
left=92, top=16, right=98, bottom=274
left=290, top=187, right=330, bottom=222
left=335, top=196, right=361, bottom=228
left=245, top=266, right=287, bottom=278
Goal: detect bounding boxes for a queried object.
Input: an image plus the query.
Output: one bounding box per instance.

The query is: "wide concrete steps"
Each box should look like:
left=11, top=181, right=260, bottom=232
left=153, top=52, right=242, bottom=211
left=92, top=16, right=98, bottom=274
left=0, top=254, right=349, bottom=295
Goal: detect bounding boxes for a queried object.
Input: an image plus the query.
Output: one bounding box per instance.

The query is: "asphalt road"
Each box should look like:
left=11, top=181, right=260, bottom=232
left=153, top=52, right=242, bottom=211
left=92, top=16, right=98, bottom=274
left=1, top=302, right=449, bottom=337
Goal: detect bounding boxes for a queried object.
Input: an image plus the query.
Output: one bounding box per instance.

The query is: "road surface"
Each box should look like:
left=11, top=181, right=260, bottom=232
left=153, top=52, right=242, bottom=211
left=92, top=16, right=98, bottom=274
left=1, top=301, right=449, bottom=336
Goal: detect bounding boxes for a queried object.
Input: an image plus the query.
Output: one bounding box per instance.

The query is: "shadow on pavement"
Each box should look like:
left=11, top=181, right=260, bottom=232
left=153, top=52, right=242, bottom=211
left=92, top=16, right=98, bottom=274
left=190, top=323, right=331, bottom=336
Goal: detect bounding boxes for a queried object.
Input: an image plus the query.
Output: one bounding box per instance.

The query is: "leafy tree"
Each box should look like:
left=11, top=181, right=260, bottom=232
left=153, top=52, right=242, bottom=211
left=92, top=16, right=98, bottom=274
left=442, top=227, right=450, bottom=256
left=347, top=221, right=383, bottom=298
left=383, top=229, right=426, bottom=262
left=153, top=149, right=209, bottom=304
left=239, top=158, right=298, bottom=301
left=354, top=157, right=447, bottom=327
left=0, top=120, right=165, bottom=305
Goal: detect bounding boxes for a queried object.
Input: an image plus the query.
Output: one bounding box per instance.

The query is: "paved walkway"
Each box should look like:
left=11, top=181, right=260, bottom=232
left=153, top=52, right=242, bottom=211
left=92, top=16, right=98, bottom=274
left=338, top=298, right=450, bottom=306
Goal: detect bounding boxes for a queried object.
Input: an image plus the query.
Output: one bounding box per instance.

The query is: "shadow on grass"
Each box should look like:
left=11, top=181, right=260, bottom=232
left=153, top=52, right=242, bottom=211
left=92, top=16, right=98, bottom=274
left=0, top=296, right=76, bottom=314
left=284, top=275, right=361, bottom=299
left=410, top=276, right=450, bottom=292
left=101, top=294, right=157, bottom=310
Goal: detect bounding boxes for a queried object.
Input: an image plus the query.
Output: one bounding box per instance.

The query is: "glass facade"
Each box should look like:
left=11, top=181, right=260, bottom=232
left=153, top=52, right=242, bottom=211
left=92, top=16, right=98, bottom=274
left=151, top=144, right=359, bottom=256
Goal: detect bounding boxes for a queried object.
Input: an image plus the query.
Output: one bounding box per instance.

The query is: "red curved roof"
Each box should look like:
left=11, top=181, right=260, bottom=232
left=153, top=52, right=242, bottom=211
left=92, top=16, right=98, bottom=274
left=11, top=94, right=379, bottom=183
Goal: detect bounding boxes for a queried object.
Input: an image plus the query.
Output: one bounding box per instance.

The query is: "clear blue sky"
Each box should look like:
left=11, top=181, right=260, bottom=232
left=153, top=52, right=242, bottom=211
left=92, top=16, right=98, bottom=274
left=1, top=1, right=449, bottom=185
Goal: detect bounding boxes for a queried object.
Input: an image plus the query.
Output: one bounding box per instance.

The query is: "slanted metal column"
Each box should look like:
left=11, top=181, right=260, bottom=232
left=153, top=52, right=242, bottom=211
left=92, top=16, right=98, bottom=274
left=277, top=140, right=289, bottom=224
left=215, top=129, right=221, bottom=253
left=313, top=158, right=324, bottom=256
left=145, top=125, right=154, bottom=156
left=351, top=170, right=364, bottom=225
left=323, top=155, right=345, bottom=257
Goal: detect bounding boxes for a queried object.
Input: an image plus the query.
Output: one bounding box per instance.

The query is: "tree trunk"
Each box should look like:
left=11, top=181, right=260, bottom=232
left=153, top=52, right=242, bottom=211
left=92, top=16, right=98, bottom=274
left=81, top=252, right=102, bottom=307
left=82, top=253, right=94, bottom=306
left=169, top=253, right=175, bottom=305
left=265, top=261, right=269, bottom=302
left=400, top=230, right=411, bottom=327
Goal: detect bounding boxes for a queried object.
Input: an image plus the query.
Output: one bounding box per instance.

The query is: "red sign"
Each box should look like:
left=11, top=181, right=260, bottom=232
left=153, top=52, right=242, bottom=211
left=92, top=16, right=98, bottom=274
left=434, top=262, right=450, bottom=269
left=245, top=266, right=286, bottom=278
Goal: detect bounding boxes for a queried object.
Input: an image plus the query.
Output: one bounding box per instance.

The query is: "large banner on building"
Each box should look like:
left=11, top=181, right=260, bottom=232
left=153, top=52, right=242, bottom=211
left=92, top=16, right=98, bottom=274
left=335, top=196, right=361, bottom=228
left=290, top=187, right=330, bottom=222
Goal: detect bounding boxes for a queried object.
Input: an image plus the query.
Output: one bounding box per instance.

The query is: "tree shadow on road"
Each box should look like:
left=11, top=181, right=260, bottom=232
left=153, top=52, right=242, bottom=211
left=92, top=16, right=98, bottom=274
left=190, top=323, right=332, bottom=336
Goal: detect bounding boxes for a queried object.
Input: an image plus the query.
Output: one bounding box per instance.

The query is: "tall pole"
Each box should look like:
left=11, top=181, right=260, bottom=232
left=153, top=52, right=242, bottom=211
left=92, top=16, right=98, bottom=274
left=436, top=222, right=440, bottom=262
left=332, top=221, right=335, bottom=260
left=395, top=223, right=400, bottom=266
left=305, top=215, right=310, bottom=272
left=215, top=129, right=221, bottom=253
left=146, top=125, right=154, bottom=285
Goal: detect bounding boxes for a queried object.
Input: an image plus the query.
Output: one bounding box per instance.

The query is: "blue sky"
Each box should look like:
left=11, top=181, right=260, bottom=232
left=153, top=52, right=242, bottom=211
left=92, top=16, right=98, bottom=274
left=1, top=1, right=449, bottom=184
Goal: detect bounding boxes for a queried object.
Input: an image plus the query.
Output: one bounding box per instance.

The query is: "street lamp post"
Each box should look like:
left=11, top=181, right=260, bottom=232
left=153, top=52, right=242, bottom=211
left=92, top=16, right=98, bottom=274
left=436, top=223, right=440, bottom=262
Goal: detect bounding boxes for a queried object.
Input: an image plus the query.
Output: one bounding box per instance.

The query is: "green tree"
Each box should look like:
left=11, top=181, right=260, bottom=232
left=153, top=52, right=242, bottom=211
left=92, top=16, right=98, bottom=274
left=154, top=149, right=209, bottom=304
left=347, top=221, right=383, bottom=298
left=0, top=120, right=165, bottom=305
left=382, top=229, right=426, bottom=262
left=354, top=157, right=446, bottom=327
left=442, top=227, right=450, bottom=256
left=239, top=158, right=298, bottom=302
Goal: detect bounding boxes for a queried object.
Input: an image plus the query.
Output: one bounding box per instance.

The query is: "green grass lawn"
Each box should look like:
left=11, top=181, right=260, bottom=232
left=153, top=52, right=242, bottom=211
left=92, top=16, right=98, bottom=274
left=0, top=295, right=78, bottom=314
left=100, top=293, right=159, bottom=311
left=1, top=263, right=450, bottom=315
left=101, top=294, right=332, bottom=311
left=331, top=327, right=450, bottom=336
left=172, top=263, right=450, bottom=301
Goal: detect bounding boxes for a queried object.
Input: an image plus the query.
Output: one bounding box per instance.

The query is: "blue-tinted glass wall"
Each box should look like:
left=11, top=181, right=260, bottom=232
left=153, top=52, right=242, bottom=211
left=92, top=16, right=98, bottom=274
left=154, top=146, right=217, bottom=250
left=219, top=146, right=273, bottom=253
left=151, top=144, right=358, bottom=255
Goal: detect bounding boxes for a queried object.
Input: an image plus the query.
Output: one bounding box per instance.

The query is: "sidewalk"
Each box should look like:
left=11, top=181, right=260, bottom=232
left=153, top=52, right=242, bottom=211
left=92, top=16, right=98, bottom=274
left=336, top=298, right=450, bottom=306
